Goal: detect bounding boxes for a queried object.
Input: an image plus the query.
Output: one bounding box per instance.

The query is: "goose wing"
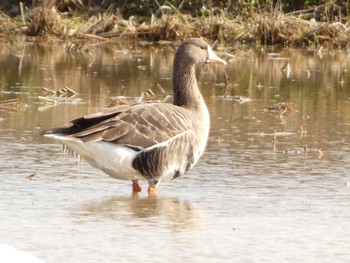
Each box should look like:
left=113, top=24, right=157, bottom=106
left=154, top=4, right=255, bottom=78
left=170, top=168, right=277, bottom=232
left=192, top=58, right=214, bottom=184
left=44, top=102, right=193, bottom=150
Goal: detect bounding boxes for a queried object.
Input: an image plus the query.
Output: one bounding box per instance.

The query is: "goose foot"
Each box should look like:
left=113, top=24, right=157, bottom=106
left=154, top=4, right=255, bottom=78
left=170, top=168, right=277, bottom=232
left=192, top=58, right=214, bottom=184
left=147, top=185, right=157, bottom=195
left=132, top=180, right=142, bottom=192
left=147, top=179, right=159, bottom=195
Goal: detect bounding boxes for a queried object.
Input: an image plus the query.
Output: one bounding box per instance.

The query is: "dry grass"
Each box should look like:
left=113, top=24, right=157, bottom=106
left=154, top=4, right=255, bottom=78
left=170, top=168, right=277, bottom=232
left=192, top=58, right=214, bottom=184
left=255, top=12, right=350, bottom=47
left=0, top=2, right=350, bottom=47
left=0, top=11, right=22, bottom=38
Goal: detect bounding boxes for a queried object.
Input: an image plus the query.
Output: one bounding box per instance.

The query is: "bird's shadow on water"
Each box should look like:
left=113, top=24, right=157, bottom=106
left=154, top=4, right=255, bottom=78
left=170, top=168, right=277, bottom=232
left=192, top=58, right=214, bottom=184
left=79, top=193, right=203, bottom=229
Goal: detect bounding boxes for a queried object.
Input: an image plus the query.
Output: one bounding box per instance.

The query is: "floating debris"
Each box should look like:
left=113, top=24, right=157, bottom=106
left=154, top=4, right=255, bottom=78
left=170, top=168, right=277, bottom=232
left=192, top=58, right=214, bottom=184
left=214, top=95, right=253, bottom=104
left=39, top=86, right=84, bottom=105
left=140, top=84, right=171, bottom=102
left=300, top=126, right=307, bottom=138
left=247, top=131, right=296, bottom=137
left=107, top=97, right=129, bottom=107
left=216, top=136, right=225, bottom=144
left=256, top=83, right=263, bottom=89
left=26, top=172, right=37, bottom=180
left=42, top=86, right=78, bottom=97
left=318, top=149, right=323, bottom=159
left=0, top=90, right=30, bottom=95
left=109, top=85, right=171, bottom=106
left=266, top=53, right=289, bottom=61
left=262, top=102, right=294, bottom=116
left=0, top=99, right=28, bottom=111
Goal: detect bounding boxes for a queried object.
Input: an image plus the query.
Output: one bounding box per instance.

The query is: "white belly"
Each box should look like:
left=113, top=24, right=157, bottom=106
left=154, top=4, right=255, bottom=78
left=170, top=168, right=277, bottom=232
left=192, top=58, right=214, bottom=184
left=62, top=140, right=144, bottom=181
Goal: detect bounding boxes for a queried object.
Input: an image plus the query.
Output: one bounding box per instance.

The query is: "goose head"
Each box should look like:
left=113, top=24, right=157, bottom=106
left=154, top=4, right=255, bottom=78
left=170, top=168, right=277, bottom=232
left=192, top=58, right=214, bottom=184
left=174, top=38, right=227, bottom=66
left=172, top=38, right=226, bottom=108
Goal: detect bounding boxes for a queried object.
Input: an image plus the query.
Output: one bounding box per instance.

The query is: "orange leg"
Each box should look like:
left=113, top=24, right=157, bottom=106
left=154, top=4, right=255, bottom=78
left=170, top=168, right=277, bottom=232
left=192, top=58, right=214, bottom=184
left=147, top=185, right=157, bottom=195
left=132, top=180, right=142, bottom=192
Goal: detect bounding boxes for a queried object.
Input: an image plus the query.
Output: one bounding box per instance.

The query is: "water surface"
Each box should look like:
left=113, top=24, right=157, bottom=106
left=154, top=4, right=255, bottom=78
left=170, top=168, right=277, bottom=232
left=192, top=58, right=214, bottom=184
left=1, top=42, right=350, bottom=262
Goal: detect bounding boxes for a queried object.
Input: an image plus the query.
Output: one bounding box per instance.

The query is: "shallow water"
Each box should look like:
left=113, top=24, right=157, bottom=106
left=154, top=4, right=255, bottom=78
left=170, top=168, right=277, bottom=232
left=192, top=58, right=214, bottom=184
left=1, top=42, right=350, bottom=262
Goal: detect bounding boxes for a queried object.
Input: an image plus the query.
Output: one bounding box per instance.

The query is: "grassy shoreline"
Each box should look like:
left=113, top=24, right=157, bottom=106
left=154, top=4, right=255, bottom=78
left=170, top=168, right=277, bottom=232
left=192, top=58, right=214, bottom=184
left=1, top=1, right=350, bottom=48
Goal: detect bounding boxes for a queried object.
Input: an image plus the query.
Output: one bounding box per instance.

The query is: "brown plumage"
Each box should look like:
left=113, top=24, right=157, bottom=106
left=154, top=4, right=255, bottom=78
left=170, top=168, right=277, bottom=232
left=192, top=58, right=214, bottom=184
left=43, top=38, right=226, bottom=194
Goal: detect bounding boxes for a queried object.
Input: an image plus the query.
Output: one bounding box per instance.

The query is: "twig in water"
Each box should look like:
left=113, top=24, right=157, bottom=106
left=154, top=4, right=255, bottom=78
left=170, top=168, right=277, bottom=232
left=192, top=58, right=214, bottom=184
left=318, top=149, right=323, bottom=159
left=300, top=126, right=307, bottom=138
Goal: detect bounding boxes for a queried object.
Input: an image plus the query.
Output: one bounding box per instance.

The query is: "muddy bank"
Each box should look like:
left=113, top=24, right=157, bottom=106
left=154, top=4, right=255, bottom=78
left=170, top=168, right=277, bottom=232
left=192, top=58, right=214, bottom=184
left=0, top=1, right=350, bottom=48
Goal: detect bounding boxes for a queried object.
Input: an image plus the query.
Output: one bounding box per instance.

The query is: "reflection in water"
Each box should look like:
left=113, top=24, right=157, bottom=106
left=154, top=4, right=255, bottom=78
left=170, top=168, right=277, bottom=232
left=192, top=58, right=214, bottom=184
left=82, top=194, right=202, bottom=228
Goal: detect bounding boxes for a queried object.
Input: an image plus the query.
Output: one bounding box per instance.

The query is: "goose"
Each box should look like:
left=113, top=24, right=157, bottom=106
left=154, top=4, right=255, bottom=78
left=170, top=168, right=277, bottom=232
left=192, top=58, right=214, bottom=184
left=43, top=38, right=226, bottom=194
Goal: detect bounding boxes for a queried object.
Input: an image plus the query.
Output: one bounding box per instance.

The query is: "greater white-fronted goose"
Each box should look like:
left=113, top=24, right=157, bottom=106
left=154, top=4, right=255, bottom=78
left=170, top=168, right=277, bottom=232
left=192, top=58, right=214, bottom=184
left=43, top=38, right=226, bottom=194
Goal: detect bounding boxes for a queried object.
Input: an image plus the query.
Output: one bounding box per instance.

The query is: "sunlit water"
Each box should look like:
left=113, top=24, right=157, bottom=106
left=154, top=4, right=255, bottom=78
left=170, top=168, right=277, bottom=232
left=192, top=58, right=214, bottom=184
left=1, top=42, right=350, bottom=262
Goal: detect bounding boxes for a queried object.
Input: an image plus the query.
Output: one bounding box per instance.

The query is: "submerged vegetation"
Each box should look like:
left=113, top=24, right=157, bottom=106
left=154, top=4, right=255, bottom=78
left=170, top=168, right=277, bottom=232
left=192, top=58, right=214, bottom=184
left=0, top=1, right=350, bottom=47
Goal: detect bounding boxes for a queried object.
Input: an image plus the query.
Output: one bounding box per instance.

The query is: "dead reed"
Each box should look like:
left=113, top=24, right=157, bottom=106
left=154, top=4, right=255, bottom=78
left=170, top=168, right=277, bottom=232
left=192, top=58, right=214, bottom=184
left=0, top=98, right=27, bottom=111
left=0, top=1, right=349, bottom=47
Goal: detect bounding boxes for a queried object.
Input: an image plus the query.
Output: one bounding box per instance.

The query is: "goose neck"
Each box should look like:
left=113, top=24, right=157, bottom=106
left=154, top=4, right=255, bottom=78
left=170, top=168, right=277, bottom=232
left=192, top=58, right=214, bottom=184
left=172, top=64, right=204, bottom=110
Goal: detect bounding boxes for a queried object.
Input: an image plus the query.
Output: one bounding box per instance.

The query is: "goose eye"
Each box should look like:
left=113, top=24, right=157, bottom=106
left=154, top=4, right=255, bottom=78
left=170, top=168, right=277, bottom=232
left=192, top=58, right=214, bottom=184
left=200, top=45, right=207, bottom=49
